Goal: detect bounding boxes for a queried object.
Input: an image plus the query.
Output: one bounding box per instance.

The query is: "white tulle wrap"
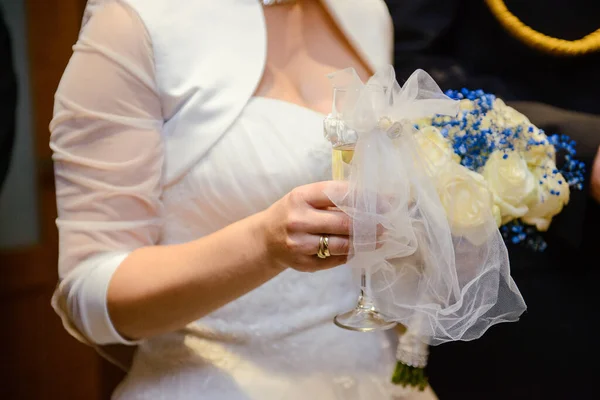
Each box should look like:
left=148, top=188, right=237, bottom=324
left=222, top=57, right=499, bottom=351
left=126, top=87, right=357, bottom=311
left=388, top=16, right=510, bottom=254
left=325, top=66, right=526, bottom=346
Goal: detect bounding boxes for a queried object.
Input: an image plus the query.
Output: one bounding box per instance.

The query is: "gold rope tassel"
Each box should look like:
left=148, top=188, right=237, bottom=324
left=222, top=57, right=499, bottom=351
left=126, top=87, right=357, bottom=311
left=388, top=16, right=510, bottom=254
left=485, top=0, right=600, bottom=56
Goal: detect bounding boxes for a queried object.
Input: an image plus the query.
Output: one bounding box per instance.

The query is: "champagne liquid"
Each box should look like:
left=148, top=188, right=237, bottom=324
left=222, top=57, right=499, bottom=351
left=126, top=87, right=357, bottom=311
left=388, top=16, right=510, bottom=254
left=332, top=145, right=354, bottom=181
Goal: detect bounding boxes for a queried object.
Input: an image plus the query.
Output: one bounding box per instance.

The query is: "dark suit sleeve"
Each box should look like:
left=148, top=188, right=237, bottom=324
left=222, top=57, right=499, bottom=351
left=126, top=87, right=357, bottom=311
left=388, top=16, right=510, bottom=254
left=387, top=0, right=514, bottom=96
left=387, top=0, right=459, bottom=80
left=0, top=8, right=17, bottom=191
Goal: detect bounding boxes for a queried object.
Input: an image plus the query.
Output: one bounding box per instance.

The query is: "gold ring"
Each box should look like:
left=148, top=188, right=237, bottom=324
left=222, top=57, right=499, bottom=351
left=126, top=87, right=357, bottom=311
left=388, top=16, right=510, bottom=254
left=317, top=235, right=331, bottom=259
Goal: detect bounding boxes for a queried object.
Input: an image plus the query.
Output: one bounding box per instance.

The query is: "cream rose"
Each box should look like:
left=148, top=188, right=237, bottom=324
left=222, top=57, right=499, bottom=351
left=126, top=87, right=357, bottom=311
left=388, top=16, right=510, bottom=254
left=436, top=163, right=497, bottom=245
left=493, top=98, right=508, bottom=110
left=459, top=99, right=475, bottom=112
left=523, top=127, right=556, bottom=167
left=478, top=113, right=496, bottom=131
left=483, top=151, right=537, bottom=222
left=415, top=126, right=460, bottom=173
left=494, top=100, right=531, bottom=127
left=522, top=161, right=570, bottom=231
left=492, top=100, right=556, bottom=167
left=492, top=204, right=502, bottom=228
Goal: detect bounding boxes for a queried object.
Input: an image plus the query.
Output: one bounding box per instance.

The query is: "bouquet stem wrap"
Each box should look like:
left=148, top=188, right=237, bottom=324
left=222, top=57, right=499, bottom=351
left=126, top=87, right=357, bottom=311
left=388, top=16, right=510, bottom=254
left=325, top=67, right=526, bottom=348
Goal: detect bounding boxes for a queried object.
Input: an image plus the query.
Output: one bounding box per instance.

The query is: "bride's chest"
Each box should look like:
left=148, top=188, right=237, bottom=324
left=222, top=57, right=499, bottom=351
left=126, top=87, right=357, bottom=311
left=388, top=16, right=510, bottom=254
left=255, top=1, right=372, bottom=114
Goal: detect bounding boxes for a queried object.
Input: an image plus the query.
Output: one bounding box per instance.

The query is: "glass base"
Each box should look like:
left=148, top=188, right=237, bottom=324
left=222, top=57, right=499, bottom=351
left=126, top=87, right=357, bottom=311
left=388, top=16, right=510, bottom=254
left=334, top=308, right=397, bottom=332
left=334, top=294, right=397, bottom=332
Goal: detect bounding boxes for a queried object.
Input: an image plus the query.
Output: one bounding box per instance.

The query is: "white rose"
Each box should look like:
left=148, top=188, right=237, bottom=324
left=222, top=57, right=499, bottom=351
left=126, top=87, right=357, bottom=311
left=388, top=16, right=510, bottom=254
left=503, top=108, right=530, bottom=127
left=492, top=204, right=502, bottom=228
left=436, top=163, right=497, bottom=245
left=478, top=107, right=508, bottom=133
left=478, top=114, right=496, bottom=131
left=493, top=98, right=507, bottom=110
left=488, top=101, right=508, bottom=128
left=483, top=151, right=537, bottom=221
left=493, top=99, right=531, bottom=127
left=415, top=126, right=460, bottom=173
left=522, top=161, right=570, bottom=231
left=523, top=127, right=556, bottom=167
left=459, top=99, right=475, bottom=111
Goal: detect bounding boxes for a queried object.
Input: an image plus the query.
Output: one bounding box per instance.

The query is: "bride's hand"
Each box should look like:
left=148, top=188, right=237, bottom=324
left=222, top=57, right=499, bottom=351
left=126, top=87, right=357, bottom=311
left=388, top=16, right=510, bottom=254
left=261, top=181, right=351, bottom=272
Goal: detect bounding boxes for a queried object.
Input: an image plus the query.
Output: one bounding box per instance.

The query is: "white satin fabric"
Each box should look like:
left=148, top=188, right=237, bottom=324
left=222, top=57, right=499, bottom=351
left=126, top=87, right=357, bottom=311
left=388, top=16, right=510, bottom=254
left=50, top=1, right=435, bottom=399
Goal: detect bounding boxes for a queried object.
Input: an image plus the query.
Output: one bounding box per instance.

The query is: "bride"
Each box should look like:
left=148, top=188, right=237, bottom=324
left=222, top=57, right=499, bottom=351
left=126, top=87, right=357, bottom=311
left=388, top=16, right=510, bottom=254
left=50, top=0, right=435, bottom=398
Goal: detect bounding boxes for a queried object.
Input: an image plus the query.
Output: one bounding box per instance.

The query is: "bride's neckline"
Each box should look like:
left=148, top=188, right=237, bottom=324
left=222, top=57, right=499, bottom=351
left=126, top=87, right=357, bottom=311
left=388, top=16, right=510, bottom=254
left=250, top=96, right=327, bottom=118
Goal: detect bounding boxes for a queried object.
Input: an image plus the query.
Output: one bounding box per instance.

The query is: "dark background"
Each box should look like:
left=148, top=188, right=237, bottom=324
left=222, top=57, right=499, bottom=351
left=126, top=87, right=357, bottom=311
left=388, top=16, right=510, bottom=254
left=0, top=1, right=126, bottom=399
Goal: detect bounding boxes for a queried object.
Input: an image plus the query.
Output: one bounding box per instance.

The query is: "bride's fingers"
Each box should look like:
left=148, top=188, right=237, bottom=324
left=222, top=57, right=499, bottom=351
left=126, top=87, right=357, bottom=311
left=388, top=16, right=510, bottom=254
left=315, top=255, right=348, bottom=270
left=293, top=254, right=348, bottom=272
left=305, top=209, right=352, bottom=235
left=294, top=232, right=385, bottom=256
left=304, top=209, right=386, bottom=236
left=293, top=181, right=348, bottom=209
left=286, top=234, right=350, bottom=256
left=308, top=234, right=350, bottom=256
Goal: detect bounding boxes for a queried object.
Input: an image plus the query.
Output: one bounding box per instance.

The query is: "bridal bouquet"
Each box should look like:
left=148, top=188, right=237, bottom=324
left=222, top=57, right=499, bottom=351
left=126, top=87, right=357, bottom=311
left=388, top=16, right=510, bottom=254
left=390, top=89, right=586, bottom=391
left=323, top=67, right=528, bottom=392
left=414, top=89, right=586, bottom=252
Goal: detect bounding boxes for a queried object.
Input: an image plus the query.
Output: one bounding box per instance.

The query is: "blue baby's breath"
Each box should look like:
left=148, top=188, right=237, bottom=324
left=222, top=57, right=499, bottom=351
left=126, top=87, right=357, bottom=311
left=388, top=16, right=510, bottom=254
left=501, top=220, right=548, bottom=252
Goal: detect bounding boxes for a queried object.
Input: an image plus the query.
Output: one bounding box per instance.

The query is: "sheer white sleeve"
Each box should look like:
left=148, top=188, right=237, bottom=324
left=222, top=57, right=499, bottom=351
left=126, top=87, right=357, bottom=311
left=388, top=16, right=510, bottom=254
left=50, top=1, right=163, bottom=346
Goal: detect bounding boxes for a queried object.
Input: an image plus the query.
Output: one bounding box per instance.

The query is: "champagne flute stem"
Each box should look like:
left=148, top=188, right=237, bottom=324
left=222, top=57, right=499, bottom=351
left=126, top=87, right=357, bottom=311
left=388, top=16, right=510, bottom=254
left=358, top=268, right=374, bottom=310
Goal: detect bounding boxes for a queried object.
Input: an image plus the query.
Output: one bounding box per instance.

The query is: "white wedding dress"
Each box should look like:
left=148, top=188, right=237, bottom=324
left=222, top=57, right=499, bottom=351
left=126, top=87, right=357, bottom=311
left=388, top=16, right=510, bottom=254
left=50, top=1, right=436, bottom=399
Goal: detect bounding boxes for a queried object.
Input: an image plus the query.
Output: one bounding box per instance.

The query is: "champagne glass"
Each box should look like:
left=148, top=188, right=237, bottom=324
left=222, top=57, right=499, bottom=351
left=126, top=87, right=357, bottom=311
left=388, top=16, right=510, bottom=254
left=324, top=87, right=397, bottom=332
